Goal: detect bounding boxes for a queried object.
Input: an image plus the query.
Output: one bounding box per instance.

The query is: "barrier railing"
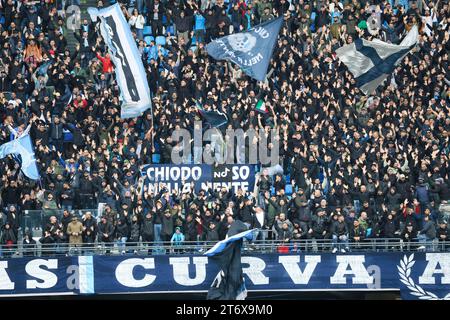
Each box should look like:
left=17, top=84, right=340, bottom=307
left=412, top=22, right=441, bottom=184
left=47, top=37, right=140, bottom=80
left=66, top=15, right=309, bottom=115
left=18, top=209, right=101, bottom=230
left=2, top=239, right=449, bottom=258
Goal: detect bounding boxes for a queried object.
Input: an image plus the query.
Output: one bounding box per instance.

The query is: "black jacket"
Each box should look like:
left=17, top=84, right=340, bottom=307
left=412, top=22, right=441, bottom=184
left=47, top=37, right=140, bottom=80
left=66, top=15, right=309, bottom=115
left=331, top=220, right=348, bottom=237
left=141, top=215, right=154, bottom=240
left=98, top=221, right=114, bottom=242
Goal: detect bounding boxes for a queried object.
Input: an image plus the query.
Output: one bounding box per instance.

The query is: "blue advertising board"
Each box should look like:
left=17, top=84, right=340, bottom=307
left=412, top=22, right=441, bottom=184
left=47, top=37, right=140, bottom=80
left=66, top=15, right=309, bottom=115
left=0, top=253, right=449, bottom=299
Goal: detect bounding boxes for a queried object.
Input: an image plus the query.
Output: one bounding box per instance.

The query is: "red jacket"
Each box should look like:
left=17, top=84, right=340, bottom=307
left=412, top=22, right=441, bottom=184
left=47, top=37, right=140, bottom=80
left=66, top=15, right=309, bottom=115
left=96, top=53, right=114, bottom=73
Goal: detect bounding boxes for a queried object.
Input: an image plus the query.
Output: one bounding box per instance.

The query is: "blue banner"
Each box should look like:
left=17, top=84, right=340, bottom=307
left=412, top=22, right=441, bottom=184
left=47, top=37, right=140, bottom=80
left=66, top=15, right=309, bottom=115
left=141, top=164, right=256, bottom=194
left=0, top=253, right=449, bottom=299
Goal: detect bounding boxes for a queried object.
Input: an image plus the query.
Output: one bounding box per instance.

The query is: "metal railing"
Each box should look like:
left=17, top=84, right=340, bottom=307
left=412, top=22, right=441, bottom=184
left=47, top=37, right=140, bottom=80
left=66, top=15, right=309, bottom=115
left=2, top=239, right=449, bottom=258
left=13, top=209, right=101, bottom=231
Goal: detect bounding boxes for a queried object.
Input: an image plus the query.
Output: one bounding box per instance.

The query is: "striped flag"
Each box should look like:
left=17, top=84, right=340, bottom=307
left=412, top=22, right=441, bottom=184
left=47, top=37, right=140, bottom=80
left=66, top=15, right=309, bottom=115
left=336, top=25, right=418, bottom=95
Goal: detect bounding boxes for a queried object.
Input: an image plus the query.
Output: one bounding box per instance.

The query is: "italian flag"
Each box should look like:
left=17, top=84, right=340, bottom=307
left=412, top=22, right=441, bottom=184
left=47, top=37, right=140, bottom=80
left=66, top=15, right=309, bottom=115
left=255, top=99, right=268, bottom=113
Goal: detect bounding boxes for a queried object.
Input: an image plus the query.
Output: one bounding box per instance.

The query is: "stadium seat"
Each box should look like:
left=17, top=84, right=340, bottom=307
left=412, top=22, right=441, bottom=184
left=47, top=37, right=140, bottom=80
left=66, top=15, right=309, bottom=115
left=144, top=35, right=154, bottom=45
left=166, top=25, right=175, bottom=35
left=155, top=36, right=166, bottom=46
left=143, top=25, right=152, bottom=36
left=285, top=184, right=293, bottom=195
left=152, top=154, right=161, bottom=164
left=189, top=45, right=197, bottom=52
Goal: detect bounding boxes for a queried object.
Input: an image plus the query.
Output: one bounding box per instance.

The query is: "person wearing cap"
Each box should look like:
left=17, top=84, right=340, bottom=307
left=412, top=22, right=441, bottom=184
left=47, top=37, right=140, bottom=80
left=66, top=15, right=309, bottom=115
left=415, top=177, right=430, bottom=215
left=396, top=173, right=412, bottom=201
left=401, top=219, right=418, bottom=245
left=170, top=226, right=185, bottom=254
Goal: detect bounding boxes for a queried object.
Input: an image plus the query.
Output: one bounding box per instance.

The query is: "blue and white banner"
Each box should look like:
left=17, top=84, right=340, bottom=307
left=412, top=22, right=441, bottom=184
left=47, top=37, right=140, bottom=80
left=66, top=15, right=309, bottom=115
left=0, top=133, right=39, bottom=180
left=141, top=164, right=256, bottom=194
left=336, top=25, right=418, bottom=95
left=88, top=4, right=151, bottom=119
left=0, top=253, right=449, bottom=299
left=206, top=17, right=283, bottom=81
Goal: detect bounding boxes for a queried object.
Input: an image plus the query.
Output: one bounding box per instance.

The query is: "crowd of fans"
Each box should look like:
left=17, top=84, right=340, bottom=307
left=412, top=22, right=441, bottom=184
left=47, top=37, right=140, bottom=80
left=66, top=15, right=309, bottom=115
left=0, top=0, right=449, bottom=256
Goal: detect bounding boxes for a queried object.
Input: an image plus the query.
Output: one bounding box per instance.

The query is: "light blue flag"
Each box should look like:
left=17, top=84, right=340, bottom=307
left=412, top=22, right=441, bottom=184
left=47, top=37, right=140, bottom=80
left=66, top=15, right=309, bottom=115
left=88, top=4, right=152, bottom=119
left=336, top=25, right=418, bottom=95
left=0, top=134, right=40, bottom=180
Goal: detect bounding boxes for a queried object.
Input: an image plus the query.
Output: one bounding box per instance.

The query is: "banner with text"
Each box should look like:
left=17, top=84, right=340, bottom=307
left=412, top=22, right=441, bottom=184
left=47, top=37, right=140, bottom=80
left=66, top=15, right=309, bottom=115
left=0, top=253, right=449, bottom=299
left=141, top=164, right=256, bottom=194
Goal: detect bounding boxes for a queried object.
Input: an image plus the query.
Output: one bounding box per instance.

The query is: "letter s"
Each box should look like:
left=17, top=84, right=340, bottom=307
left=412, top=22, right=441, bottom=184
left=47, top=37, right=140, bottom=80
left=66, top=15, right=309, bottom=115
left=26, top=259, right=58, bottom=289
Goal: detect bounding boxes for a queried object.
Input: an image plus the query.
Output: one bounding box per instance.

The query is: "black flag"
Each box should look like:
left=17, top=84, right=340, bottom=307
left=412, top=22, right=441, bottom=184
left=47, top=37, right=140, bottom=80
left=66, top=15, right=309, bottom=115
left=205, top=221, right=254, bottom=300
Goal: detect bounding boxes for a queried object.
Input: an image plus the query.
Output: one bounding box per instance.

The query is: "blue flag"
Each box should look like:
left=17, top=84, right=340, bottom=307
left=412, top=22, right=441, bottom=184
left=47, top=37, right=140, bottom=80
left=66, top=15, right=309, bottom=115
left=206, top=17, right=283, bottom=81
left=0, top=134, right=40, bottom=180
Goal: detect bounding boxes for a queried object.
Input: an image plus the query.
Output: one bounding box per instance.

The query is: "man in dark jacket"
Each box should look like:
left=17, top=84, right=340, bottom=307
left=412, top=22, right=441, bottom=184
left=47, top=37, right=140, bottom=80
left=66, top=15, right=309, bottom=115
left=437, top=220, right=448, bottom=250
left=418, top=215, right=436, bottom=251
left=98, top=216, right=114, bottom=254
left=161, top=209, right=175, bottom=242
left=331, top=214, right=349, bottom=253
left=59, top=183, right=74, bottom=210
left=141, top=212, right=154, bottom=243
left=203, top=220, right=220, bottom=242
left=39, top=230, right=56, bottom=256
left=49, top=116, right=64, bottom=152
left=311, top=209, right=328, bottom=241
left=401, top=222, right=418, bottom=250
left=238, top=198, right=255, bottom=227
left=349, top=220, right=366, bottom=249
left=415, top=178, right=430, bottom=213
left=256, top=169, right=272, bottom=210
left=82, top=211, right=97, bottom=252
left=174, top=10, right=193, bottom=43
left=78, top=171, right=96, bottom=209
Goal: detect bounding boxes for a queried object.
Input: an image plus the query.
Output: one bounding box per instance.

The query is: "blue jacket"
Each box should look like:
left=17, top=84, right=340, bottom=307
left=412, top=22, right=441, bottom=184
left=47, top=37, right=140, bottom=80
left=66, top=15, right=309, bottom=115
left=415, top=184, right=430, bottom=203
left=171, top=232, right=185, bottom=245
left=194, top=14, right=206, bottom=30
